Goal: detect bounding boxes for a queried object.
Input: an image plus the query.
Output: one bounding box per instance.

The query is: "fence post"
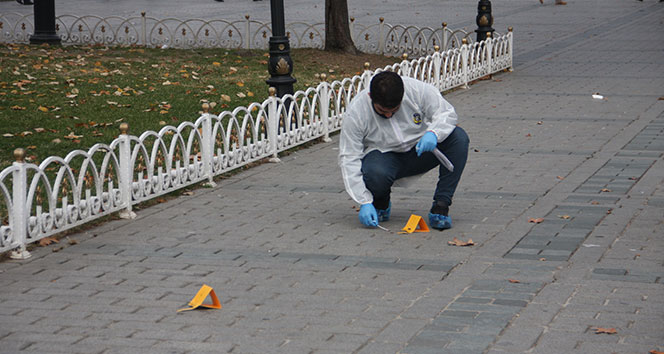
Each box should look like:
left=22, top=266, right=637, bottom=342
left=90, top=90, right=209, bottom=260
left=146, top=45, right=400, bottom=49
left=378, top=17, right=385, bottom=55
left=486, top=32, right=493, bottom=75
left=508, top=27, right=513, bottom=72
left=200, top=103, right=216, bottom=187
left=461, top=38, right=469, bottom=89
left=245, top=15, right=251, bottom=49
left=433, top=45, right=442, bottom=90
left=319, top=74, right=332, bottom=142
left=268, top=87, right=281, bottom=163
left=9, top=148, right=31, bottom=260
left=118, top=123, right=136, bottom=219
left=442, top=22, right=448, bottom=51
left=141, top=12, right=146, bottom=46
left=400, top=53, right=410, bottom=78
left=362, top=62, right=372, bottom=89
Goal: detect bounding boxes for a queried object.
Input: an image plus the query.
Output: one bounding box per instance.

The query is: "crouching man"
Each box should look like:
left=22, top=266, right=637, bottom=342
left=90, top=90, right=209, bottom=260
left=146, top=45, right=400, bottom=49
left=338, top=71, right=469, bottom=230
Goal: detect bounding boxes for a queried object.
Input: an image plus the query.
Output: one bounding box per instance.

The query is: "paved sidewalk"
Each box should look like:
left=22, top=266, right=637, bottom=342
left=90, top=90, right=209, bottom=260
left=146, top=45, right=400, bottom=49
left=1, top=1, right=663, bottom=354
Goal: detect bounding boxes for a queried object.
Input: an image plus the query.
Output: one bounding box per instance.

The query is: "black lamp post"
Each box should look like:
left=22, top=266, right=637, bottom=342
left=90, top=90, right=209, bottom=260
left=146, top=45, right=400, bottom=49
left=265, top=0, right=296, bottom=97
left=475, top=0, right=495, bottom=42
left=25, top=0, right=61, bottom=44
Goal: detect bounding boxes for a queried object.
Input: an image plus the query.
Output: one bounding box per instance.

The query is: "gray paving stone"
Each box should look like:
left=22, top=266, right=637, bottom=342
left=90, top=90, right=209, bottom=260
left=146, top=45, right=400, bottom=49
left=1, top=3, right=663, bottom=354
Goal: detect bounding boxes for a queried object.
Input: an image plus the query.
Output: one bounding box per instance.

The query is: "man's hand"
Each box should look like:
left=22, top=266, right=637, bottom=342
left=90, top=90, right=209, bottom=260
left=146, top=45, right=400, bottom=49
left=415, top=131, right=438, bottom=156
left=358, top=204, right=378, bottom=227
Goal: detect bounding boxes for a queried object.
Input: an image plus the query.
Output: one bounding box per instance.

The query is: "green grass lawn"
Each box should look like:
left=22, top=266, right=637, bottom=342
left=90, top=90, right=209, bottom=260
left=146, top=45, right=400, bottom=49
left=0, top=44, right=396, bottom=170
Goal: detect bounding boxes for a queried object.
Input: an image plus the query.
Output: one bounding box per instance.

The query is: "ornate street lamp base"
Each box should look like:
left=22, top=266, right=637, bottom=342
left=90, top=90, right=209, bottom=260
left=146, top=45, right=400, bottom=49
left=266, top=35, right=296, bottom=97
left=30, top=33, right=61, bottom=45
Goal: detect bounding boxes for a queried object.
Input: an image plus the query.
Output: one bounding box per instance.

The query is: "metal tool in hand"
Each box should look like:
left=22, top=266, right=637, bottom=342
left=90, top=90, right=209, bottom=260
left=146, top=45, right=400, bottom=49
left=432, top=148, right=454, bottom=172
left=376, top=224, right=390, bottom=232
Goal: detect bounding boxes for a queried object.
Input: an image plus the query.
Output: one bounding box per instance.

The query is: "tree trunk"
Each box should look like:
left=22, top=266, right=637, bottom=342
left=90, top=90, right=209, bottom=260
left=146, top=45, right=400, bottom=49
left=324, top=0, right=360, bottom=54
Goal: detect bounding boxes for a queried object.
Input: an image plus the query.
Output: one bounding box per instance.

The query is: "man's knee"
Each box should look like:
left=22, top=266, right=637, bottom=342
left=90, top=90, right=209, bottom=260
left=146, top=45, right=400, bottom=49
left=362, top=156, right=394, bottom=190
left=450, top=126, right=470, bottom=146
left=362, top=163, right=392, bottom=187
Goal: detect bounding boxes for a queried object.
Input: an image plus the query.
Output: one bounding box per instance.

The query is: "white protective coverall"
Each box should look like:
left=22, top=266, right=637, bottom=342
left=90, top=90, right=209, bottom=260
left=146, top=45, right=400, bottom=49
left=338, top=76, right=459, bottom=205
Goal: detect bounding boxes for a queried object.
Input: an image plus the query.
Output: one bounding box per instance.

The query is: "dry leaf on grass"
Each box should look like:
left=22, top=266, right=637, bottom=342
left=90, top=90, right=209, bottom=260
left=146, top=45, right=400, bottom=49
left=39, top=237, right=59, bottom=246
left=528, top=217, right=544, bottom=224
left=66, top=237, right=79, bottom=245
left=592, top=327, right=617, bottom=334
left=448, top=237, right=474, bottom=247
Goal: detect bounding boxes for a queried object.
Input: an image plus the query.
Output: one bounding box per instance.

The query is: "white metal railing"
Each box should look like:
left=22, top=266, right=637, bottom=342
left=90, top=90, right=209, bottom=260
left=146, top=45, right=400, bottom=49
left=0, top=32, right=512, bottom=259
left=0, top=12, right=475, bottom=55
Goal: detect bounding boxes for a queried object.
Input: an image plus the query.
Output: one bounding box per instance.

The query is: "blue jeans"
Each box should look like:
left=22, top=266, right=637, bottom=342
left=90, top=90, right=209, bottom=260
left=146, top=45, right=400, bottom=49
left=361, top=126, right=469, bottom=210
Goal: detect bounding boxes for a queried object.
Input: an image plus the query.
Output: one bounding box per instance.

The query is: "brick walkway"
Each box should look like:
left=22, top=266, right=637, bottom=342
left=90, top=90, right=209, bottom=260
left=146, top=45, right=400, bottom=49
left=1, top=1, right=663, bottom=353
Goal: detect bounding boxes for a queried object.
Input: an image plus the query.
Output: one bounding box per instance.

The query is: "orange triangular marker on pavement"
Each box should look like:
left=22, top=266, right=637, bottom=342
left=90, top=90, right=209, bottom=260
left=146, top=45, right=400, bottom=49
left=398, top=214, right=430, bottom=234
left=177, top=284, right=221, bottom=312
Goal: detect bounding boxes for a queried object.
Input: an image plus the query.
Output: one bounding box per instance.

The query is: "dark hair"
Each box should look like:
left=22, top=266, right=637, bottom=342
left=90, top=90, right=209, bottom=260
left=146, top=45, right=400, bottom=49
left=369, top=71, right=404, bottom=108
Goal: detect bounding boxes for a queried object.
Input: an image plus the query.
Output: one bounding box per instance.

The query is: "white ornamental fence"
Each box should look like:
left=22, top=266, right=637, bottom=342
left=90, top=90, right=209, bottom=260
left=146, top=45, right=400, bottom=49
left=0, top=11, right=475, bottom=56
left=0, top=31, right=513, bottom=259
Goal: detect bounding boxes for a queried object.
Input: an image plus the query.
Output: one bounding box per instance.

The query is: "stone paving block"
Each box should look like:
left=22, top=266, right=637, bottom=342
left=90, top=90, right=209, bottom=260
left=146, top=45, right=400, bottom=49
left=447, top=302, right=520, bottom=314
left=540, top=249, right=572, bottom=257
left=152, top=340, right=235, bottom=353
left=356, top=341, right=405, bottom=354
left=455, top=297, right=493, bottom=304
left=492, top=299, right=528, bottom=307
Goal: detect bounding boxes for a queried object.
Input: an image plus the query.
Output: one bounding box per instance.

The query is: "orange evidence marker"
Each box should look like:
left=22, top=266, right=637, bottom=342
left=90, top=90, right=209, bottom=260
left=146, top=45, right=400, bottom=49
left=398, top=214, right=430, bottom=234
left=177, top=284, right=222, bottom=312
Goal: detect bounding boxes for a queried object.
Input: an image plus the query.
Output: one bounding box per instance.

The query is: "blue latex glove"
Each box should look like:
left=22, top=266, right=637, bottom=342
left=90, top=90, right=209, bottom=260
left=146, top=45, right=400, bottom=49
left=415, top=131, right=438, bottom=156
left=358, top=204, right=378, bottom=227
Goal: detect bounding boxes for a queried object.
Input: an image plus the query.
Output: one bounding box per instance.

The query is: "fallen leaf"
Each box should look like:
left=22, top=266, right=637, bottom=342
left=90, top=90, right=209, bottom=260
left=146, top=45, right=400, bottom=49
left=591, top=201, right=600, bottom=205
left=537, top=121, right=543, bottom=125
left=11, top=105, right=26, bottom=110
left=592, top=327, right=617, bottom=335
left=600, top=188, right=611, bottom=192
left=508, top=279, right=520, bottom=283
left=64, top=132, right=83, bottom=139
left=67, top=237, right=79, bottom=245
left=236, top=92, right=246, bottom=98
left=628, top=177, right=638, bottom=181
left=649, top=350, right=664, bottom=354
left=37, top=106, right=49, bottom=112
left=539, top=257, right=547, bottom=261
left=556, top=176, right=564, bottom=180
left=39, top=236, right=59, bottom=246
left=182, top=191, right=194, bottom=196
left=528, top=217, right=544, bottom=224
left=236, top=81, right=245, bottom=87
left=448, top=237, right=474, bottom=247
left=525, top=133, right=532, bottom=137
left=52, top=246, right=64, bottom=252
left=657, top=97, right=663, bottom=100
left=558, top=215, right=571, bottom=220
left=221, top=94, right=231, bottom=102
left=3, top=133, right=14, bottom=138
